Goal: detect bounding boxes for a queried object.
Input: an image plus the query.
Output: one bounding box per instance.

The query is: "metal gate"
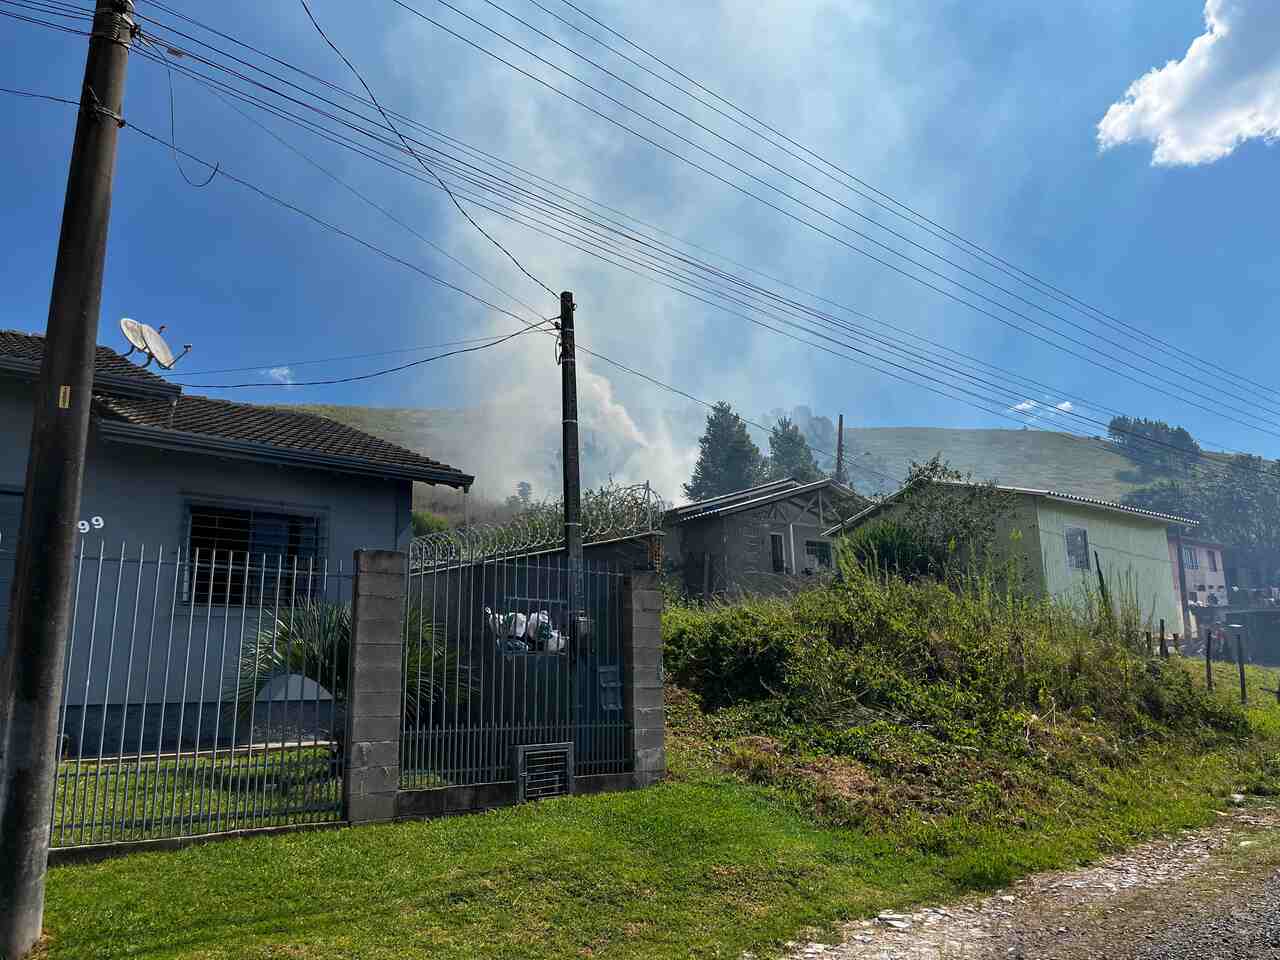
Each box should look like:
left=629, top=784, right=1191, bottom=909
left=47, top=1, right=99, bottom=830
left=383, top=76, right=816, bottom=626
left=401, top=533, right=630, bottom=791
left=31, top=539, right=347, bottom=849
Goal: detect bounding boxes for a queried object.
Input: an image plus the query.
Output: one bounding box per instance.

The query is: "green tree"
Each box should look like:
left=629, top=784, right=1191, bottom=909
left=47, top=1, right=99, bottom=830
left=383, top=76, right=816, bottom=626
left=765, top=416, right=823, bottom=483
left=1125, top=454, right=1280, bottom=550
left=683, top=402, right=764, bottom=501
left=411, top=510, right=449, bottom=537
left=1107, top=416, right=1200, bottom=477
left=843, top=456, right=1019, bottom=581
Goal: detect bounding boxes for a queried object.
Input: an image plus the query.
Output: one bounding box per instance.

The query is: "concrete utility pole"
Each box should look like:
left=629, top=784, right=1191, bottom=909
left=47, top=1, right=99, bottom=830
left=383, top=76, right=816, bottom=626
left=559, top=292, right=583, bottom=639
left=0, top=3, right=134, bottom=955
left=834, top=413, right=846, bottom=484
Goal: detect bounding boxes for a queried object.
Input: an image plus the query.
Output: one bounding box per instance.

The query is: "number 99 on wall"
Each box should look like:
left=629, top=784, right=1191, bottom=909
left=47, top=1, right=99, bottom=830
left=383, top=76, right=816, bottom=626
left=77, top=517, right=105, bottom=534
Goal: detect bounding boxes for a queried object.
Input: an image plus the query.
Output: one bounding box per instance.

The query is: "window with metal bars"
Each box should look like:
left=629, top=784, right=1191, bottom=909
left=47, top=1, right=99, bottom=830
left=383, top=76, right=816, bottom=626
left=185, top=503, right=324, bottom=605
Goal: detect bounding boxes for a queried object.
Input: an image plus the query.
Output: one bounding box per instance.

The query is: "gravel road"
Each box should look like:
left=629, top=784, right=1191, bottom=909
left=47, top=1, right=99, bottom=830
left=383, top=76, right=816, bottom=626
left=781, top=805, right=1280, bottom=960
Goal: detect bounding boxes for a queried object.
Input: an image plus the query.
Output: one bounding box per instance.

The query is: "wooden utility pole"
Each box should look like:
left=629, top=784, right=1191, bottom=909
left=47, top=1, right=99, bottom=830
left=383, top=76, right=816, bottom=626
left=559, top=292, right=583, bottom=640
left=0, top=3, right=133, bottom=955
left=834, top=413, right=846, bottom=484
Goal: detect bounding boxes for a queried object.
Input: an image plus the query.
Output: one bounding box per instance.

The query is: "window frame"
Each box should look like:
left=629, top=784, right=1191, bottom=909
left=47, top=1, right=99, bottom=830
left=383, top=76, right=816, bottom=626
left=183, top=500, right=327, bottom=606
left=1064, top=526, right=1091, bottom=571
left=1208, top=550, right=1218, bottom=573
left=1182, top=546, right=1200, bottom=570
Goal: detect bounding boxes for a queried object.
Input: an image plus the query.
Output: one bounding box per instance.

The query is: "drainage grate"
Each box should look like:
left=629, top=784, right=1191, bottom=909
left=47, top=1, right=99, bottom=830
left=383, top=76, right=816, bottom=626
left=513, top=742, right=575, bottom=802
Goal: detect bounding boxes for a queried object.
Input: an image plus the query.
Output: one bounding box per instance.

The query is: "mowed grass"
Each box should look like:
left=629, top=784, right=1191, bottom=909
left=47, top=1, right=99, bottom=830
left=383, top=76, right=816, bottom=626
left=39, top=734, right=1274, bottom=960
left=48, top=747, right=340, bottom=848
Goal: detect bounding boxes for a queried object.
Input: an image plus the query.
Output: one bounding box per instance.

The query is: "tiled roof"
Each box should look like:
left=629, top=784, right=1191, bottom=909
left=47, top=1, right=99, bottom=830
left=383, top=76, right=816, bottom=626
left=1, top=330, right=471, bottom=487
left=826, top=480, right=1197, bottom=536
left=0, top=329, right=178, bottom=397
left=94, top=393, right=473, bottom=487
left=670, top=478, right=865, bottom=524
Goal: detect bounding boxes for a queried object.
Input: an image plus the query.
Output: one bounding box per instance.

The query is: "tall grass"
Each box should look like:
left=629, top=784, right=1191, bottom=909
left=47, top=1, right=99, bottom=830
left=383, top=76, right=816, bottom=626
left=663, top=560, right=1249, bottom=827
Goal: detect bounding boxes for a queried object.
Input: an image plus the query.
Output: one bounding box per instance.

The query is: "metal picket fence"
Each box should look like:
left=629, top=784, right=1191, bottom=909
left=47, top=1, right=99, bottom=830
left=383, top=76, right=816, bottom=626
left=401, top=533, right=630, bottom=791
left=4, top=538, right=350, bottom=849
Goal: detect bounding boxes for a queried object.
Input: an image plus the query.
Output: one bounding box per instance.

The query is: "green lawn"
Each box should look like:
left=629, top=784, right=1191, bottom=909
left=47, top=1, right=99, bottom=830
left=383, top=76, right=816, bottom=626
left=40, top=730, right=1274, bottom=960
left=49, top=747, right=340, bottom=848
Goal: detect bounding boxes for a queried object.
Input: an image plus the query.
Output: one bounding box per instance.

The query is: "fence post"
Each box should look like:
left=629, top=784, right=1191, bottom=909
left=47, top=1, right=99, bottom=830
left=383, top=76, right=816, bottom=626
left=623, top=572, right=665, bottom=787
left=1236, top=633, right=1248, bottom=706
left=1158, top=619, right=1168, bottom=660
left=344, top=550, right=406, bottom=825
left=1205, top=629, right=1214, bottom=692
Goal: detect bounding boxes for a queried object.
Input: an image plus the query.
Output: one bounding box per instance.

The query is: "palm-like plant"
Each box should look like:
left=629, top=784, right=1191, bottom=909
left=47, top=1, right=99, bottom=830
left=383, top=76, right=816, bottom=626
left=231, top=601, right=471, bottom=726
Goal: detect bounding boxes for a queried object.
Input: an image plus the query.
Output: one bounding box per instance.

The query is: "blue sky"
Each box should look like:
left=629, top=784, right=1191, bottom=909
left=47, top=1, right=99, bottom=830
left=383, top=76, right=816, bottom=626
left=2, top=0, right=1278, bottom=500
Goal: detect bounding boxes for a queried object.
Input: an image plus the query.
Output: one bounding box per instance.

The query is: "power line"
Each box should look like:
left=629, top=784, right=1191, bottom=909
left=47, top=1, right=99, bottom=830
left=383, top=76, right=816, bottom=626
left=377, top=0, right=1280, bottom=425
left=0, top=84, right=79, bottom=106
left=120, top=24, right=1280, bottom=445
left=295, top=0, right=558, bottom=302
left=540, top=0, right=1280, bottom=404
left=100, top=62, right=1280, bottom=480
left=9, top=76, right=1267, bottom=489
left=179, top=333, right=539, bottom=377
left=173, top=323, right=551, bottom=389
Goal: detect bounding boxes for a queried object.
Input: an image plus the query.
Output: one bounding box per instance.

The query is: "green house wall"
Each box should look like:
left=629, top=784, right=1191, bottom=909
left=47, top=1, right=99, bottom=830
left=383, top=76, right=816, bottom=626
left=1033, top=499, right=1182, bottom=634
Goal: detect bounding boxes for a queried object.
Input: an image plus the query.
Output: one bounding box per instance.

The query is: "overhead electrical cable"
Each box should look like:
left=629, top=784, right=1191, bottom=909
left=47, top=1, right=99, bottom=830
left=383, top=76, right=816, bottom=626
left=173, top=324, right=550, bottom=388
left=295, top=0, right=558, bottom=303
left=375, top=0, right=1280, bottom=423
left=130, top=5, right=1280, bottom=432
left=540, top=0, right=1280, bottom=402
left=2, top=79, right=1265, bottom=488
left=91, top=51, right=1280, bottom=469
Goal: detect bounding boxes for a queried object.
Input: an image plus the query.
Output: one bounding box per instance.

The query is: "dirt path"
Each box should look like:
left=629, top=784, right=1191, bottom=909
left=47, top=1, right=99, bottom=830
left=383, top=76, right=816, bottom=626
left=783, top=803, right=1280, bottom=960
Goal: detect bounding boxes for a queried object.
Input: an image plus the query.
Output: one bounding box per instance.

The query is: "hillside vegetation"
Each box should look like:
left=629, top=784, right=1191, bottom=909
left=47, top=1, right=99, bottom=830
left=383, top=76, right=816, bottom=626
left=663, top=561, right=1272, bottom=851
left=294, top=404, right=1154, bottom=502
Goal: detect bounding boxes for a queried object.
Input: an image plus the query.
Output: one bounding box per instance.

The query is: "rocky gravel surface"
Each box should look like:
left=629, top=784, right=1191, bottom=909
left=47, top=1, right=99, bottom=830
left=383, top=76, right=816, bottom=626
left=778, top=805, right=1280, bottom=960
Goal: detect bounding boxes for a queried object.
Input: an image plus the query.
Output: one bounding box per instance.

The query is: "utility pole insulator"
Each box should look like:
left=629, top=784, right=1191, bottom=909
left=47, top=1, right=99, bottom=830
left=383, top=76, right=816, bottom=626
left=0, top=3, right=134, bottom=955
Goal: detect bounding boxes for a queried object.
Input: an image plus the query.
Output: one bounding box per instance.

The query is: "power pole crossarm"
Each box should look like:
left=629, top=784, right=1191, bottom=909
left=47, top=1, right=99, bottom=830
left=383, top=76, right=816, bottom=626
left=0, top=3, right=134, bottom=956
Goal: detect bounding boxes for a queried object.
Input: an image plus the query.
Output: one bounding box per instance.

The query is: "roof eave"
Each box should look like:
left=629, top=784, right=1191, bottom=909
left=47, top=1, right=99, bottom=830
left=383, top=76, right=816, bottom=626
left=0, top=356, right=181, bottom=400
left=97, top=419, right=474, bottom=488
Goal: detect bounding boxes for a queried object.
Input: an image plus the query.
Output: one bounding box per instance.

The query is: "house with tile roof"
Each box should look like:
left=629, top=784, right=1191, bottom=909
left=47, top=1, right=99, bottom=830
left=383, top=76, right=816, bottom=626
left=0, top=329, right=472, bottom=664
left=827, top=481, right=1196, bottom=634
left=664, top=477, right=867, bottom=598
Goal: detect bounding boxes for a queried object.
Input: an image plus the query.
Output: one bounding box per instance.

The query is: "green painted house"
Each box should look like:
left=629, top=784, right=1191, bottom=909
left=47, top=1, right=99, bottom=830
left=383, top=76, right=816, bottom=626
left=830, top=483, right=1194, bottom=634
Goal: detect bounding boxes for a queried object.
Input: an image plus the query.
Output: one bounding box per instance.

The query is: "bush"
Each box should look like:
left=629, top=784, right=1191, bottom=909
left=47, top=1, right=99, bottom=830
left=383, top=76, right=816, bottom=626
left=840, top=519, right=937, bottom=580
left=664, top=564, right=1246, bottom=751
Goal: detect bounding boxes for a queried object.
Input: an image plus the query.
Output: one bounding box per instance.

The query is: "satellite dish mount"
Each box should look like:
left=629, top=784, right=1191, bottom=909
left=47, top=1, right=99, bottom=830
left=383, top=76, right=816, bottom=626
left=120, top=318, right=192, bottom=370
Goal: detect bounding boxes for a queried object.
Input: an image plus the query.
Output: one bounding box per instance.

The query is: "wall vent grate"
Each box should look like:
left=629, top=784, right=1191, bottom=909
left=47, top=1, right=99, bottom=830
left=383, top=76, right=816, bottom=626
left=513, top=742, right=575, bottom=802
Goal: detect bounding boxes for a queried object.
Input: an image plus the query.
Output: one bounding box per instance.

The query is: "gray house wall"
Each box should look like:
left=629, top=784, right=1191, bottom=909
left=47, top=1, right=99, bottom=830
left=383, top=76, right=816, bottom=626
left=673, top=502, right=837, bottom=599
left=0, top=379, right=413, bottom=707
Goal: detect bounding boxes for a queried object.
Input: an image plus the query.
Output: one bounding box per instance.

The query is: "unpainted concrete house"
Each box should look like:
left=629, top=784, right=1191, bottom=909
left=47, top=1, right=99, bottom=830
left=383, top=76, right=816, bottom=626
left=665, top=478, right=867, bottom=598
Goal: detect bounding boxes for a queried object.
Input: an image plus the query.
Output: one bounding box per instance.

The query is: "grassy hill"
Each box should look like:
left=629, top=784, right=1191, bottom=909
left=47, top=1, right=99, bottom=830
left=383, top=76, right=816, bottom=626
left=293, top=405, right=1147, bottom=504
left=842, top=426, right=1144, bottom=500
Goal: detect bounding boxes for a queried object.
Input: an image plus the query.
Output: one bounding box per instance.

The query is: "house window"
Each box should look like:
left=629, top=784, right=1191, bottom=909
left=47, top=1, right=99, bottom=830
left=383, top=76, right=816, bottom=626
left=1065, top=527, right=1090, bottom=571
left=770, top=533, right=785, bottom=573
left=1208, top=550, right=1218, bottom=572
left=186, top=504, right=324, bottom=604
left=804, top=540, right=833, bottom=571
left=1182, top=546, right=1199, bottom=570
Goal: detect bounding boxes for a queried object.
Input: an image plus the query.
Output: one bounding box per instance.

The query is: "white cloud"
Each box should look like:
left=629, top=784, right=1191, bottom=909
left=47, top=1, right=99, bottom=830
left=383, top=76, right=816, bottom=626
left=1012, top=399, right=1037, bottom=412
left=1098, top=0, right=1280, bottom=165
left=1055, top=400, right=1073, bottom=412
left=265, top=366, right=295, bottom=385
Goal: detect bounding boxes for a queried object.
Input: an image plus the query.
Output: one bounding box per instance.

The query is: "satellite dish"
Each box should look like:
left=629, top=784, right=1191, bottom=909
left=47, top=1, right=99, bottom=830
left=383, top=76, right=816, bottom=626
left=119, top=317, right=147, bottom=357
left=121, top=318, right=192, bottom=369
